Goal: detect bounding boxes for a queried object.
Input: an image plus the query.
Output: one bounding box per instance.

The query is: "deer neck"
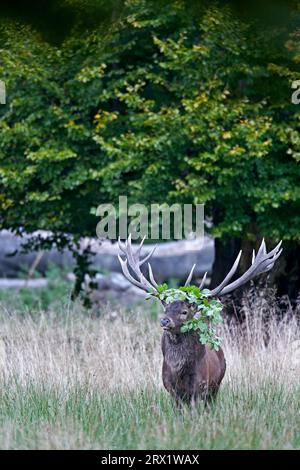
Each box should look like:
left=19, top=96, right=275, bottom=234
left=164, top=331, right=205, bottom=374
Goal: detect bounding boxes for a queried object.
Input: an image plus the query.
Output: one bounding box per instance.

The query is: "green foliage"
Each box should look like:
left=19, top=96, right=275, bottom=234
left=180, top=299, right=223, bottom=351
left=0, top=1, right=300, bottom=289
left=0, top=264, right=71, bottom=312
left=152, top=284, right=223, bottom=350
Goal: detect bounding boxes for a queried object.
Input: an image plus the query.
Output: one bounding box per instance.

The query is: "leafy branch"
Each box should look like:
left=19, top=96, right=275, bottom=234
left=151, top=285, right=223, bottom=350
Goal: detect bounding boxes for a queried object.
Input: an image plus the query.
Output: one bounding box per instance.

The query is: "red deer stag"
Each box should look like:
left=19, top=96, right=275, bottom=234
left=118, top=236, right=282, bottom=405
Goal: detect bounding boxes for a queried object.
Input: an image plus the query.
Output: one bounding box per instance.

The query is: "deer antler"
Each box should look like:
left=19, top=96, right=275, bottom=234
left=118, top=236, right=282, bottom=297
left=118, top=234, right=159, bottom=293
left=184, top=265, right=208, bottom=289
left=207, top=239, right=282, bottom=297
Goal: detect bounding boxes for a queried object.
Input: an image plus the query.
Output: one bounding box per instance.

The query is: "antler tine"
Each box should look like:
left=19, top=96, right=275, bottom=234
left=117, top=234, right=158, bottom=293
left=126, top=233, right=137, bottom=267
left=252, top=238, right=279, bottom=266
left=140, top=245, right=157, bottom=266
left=118, top=236, right=127, bottom=254
left=265, top=240, right=282, bottom=258
left=136, top=235, right=146, bottom=256
left=125, top=233, right=157, bottom=266
left=209, top=251, right=242, bottom=297
left=248, top=241, right=282, bottom=279
left=208, top=240, right=282, bottom=298
left=199, top=271, right=207, bottom=290
left=126, top=233, right=147, bottom=273
left=256, top=246, right=283, bottom=273
left=184, top=264, right=196, bottom=286
left=148, top=263, right=159, bottom=288
left=118, top=255, right=150, bottom=291
left=255, top=238, right=267, bottom=262
left=263, top=248, right=283, bottom=272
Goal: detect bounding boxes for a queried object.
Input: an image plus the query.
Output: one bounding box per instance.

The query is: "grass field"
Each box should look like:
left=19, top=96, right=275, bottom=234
left=0, top=289, right=300, bottom=449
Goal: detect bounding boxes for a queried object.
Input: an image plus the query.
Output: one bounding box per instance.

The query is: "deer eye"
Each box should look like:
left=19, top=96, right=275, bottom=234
left=181, top=311, right=188, bottom=316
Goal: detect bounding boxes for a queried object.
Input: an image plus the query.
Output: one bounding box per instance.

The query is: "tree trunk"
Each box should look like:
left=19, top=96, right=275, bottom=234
left=210, top=237, right=242, bottom=289
left=276, top=242, right=300, bottom=302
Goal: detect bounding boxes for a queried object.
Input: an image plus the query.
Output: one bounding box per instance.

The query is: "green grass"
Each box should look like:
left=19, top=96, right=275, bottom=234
left=0, top=383, right=300, bottom=449
left=0, top=264, right=71, bottom=312
left=0, top=288, right=299, bottom=449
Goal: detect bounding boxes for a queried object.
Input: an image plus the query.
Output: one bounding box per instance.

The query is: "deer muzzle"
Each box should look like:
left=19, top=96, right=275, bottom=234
left=160, top=317, right=171, bottom=329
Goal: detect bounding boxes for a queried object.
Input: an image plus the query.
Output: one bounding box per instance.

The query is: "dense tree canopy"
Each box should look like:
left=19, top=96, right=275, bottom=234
left=0, top=0, right=300, bottom=294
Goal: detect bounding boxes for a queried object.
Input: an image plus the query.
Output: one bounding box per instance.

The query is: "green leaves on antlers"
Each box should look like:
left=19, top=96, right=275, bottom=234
left=149, top=285, right=223, bottom=350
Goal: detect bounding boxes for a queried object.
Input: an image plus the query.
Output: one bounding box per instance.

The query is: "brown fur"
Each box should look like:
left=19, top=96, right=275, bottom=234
left=160, top=300, right=226, bottom=405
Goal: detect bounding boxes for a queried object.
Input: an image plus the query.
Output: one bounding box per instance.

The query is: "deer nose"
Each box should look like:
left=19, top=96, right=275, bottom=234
left=160, top=318, right=170, bottom=327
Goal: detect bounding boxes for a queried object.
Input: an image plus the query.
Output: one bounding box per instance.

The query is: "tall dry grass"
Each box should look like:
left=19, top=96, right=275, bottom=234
left=0, top=287, right=300, bottom=449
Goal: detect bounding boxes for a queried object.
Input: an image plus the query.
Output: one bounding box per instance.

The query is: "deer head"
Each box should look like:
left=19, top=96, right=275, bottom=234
left=160, top=300, right=198, bottom=334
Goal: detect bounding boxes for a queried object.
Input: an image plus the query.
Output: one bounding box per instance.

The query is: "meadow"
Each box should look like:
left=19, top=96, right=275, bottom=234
left=1, top=0, right=300, bottom=453
left=0, top=288, right=300, bottom=450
